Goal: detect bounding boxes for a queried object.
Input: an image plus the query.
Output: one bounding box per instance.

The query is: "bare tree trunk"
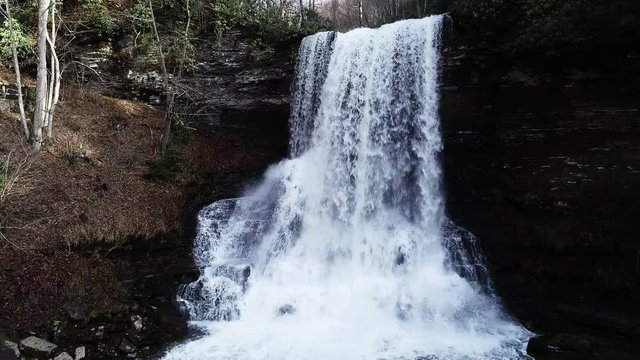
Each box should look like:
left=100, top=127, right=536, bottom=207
left=176, top=0, right=191, bottom=83
left=358, top=0, right=363, bottom=27
left=144, top=0, right=194, bottom=154
left=33, top=0, right=50, bottom=150
left=44, top=6, right=54, bottom=132
left=149, top=0, right=183, bottom=155
left=3, top=0, right=29, bottom=139
left=148, top=0, right=170, bottom=152
left=298, top=0, right=304, bottom=28
left=45, top=2, right=60, bottom=138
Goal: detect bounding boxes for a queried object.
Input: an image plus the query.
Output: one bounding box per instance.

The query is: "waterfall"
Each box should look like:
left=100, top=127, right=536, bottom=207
left=164, top=15, right=531, bottom=360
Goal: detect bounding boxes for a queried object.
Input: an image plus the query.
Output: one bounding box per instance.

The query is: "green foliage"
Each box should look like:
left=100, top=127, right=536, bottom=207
left=126, top=0, right=197, bottom=73
left=300, top=9, right=332, bottom=35
left=145, top=108, right=192, bottom=181
left=205, top=0, right=328, bottom=44
left=249, top=38, right=274, bottom=61
left=81, top=0, right=116, bottom=35
left=206, top=0, right=254, bottom=42
left=252, top=2, right=295, bottom=32
left=125, top=1, right=156, bottom=69
left=145, top=146, right=183, bottom=180
left=9, top=2, right=37, bottom=30
left=130, top=2, right=154, bottom=33
left=0, top=18, right=34, bottom=63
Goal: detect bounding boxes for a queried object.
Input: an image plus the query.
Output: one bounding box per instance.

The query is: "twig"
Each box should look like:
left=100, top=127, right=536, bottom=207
left=62, top=60, right=106, bottom=82
left=0, top=229, right=22, bottom=251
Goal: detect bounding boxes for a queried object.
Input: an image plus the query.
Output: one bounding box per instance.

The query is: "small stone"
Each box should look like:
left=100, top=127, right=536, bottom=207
left=18, top=337, right=57, bottom=358
left=118, top=338, right=136, bottom=354
left=94, top=326, right=104, bottom=338
left=131, top=315, right=144, bottom=331
left=53, top=352, right=73, bottom=360
left=74, top=347, right=86, bottom=360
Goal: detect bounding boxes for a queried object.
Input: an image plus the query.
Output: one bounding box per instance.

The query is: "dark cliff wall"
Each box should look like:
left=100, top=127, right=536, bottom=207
left=440, top=39, right=640, bottom=351
left=68, top=28, right=297, bottom=139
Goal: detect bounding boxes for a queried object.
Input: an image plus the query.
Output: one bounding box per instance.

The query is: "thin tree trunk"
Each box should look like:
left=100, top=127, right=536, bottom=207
left=45, top=2, right=60, bottom=138
left=4, top=0, right=29, bottom=139
left=48, top=53, right=61, bottom=139
left=175, top=0, right=191, bottom=83
left=44, top=6, right=54, bottom=132
left=358, top=0, right=363, bottom=27
left=148, top=0, right=173, bottom=154
left=33, top=0, right=50, bottom=150
left=298, top=0, right=304, bottom=28
left=160, top=0, right=192, bottom=154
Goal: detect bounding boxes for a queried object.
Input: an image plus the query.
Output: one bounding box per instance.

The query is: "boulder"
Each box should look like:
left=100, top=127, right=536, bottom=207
left=526, top=336, right=549, bottom=355
left=74, top=347, right=86, bottom=360
left=53, top=353, right=73, bottom=360
left=18, top=337, right=57, bottom=359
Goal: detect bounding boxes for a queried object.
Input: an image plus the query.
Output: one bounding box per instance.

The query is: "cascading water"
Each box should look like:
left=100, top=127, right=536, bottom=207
left=164, top=15, right=532, bottom=360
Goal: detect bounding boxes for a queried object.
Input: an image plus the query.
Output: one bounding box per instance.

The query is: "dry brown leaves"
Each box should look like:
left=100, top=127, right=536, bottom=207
left=0, top=91, right=186, bottom=334
left=0, top=92, right=183, bottom=249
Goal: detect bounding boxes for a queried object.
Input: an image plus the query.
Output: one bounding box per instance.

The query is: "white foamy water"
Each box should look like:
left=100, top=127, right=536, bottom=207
left=164, top=16, right=532, bottom=360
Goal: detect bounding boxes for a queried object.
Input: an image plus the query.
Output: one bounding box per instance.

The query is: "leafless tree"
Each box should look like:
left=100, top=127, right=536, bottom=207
left=147, top=0, right=193, bottom=154
left=32, top=0, right=51, bottom=149
left=1, top=0, right=29, bottom=139
left=44, top=1, right=61, bottom=139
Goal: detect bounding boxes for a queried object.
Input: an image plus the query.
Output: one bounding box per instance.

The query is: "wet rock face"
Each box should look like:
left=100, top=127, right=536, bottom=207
left=440, top=44, right=640, bottom=351
left=186, top=32, right=295, bottom=133
left=71, top=30, right=296, bottom=135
